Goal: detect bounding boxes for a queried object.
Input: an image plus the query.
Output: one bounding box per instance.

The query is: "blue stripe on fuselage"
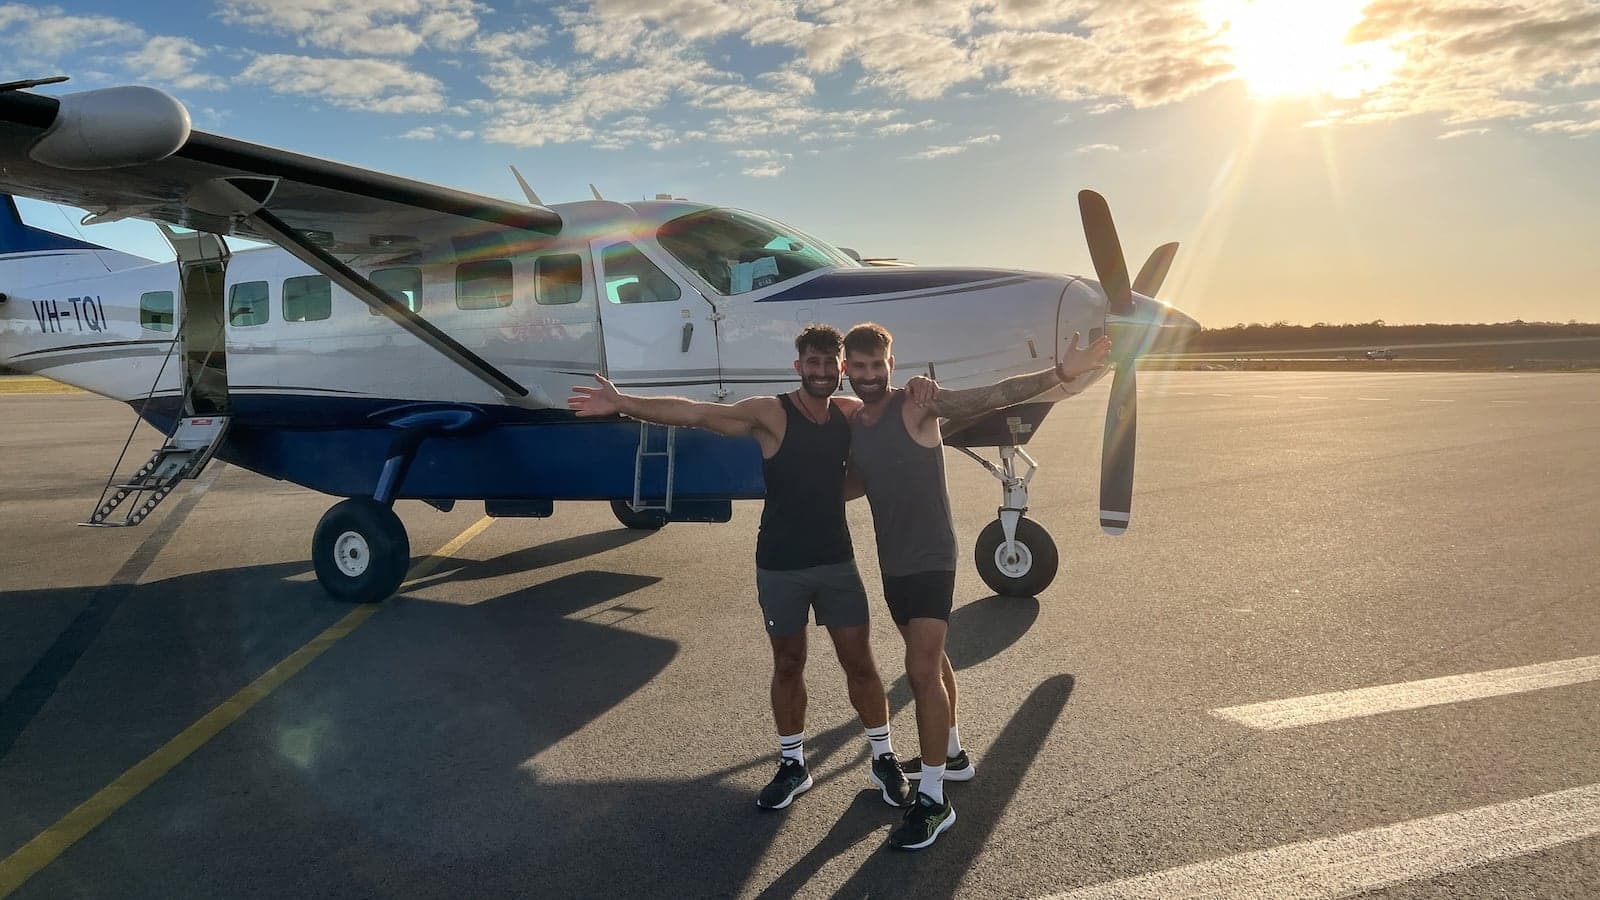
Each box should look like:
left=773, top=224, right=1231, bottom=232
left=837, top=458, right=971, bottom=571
left=132, top=392, right=767, bottom=502
left=756, top=268, right=1031, bottom=302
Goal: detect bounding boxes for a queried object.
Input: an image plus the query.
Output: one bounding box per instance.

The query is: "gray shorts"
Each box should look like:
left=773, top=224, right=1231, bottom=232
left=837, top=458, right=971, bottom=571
left=756, top=560, right=870, bottom=637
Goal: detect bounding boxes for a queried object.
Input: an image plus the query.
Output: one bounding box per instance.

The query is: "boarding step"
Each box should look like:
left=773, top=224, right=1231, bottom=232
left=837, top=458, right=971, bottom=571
left=80, top=416, right=230, bottom=527
left=630, top=421, right=678, bottom=513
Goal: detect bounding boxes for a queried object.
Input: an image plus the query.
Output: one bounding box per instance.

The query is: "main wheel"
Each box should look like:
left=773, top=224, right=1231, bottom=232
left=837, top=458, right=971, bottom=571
left=974, top=517, right=1059, bottom=598
left=611, top=499, right=668, bottom=530
left=312, top=498, right=411, bottom=603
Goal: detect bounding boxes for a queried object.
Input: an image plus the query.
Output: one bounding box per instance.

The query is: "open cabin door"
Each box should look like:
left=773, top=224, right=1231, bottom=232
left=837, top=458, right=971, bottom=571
left=593, top=239, right=723, bottom=400
left=156, top=224, right=230, bottom=415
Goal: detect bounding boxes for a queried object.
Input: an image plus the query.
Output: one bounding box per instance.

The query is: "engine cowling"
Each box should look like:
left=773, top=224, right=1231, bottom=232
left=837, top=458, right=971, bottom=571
left=27, top=86, right=190, bottom=170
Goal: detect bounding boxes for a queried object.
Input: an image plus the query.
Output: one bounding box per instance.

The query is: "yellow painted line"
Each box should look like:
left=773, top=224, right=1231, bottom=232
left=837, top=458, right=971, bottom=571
left=0, top=516, right=494, bottom=897
left=0, top=376, right=82, bottom=395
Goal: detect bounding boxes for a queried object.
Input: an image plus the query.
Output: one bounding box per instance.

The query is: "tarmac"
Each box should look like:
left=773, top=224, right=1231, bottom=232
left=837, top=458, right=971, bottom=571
left=1, top=371, right=1597, bottom=898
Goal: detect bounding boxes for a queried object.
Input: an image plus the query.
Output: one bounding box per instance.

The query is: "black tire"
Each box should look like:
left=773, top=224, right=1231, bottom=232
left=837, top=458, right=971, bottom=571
left=312, top=498, right=411, bottom=603
left=974, top=517, right=1059, bottom=598
left=611, top=499, right=668, bottom=530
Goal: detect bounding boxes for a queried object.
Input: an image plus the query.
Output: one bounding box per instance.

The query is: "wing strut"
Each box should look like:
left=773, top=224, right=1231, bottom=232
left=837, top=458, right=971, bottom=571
left=247, top=208, right=531, bottom=402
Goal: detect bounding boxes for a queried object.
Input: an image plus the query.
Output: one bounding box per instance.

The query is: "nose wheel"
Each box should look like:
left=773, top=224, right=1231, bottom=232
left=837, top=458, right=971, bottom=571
left=957, top=445, right=1060, bottom=597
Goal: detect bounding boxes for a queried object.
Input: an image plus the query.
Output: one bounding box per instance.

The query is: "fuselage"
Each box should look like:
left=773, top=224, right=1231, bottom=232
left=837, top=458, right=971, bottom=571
left=0, top=197, right=1196, bottom=502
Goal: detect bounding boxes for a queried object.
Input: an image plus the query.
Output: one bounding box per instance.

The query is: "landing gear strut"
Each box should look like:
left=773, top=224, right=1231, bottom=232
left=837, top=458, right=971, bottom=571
left=957, top=445, right=1059, bottom=597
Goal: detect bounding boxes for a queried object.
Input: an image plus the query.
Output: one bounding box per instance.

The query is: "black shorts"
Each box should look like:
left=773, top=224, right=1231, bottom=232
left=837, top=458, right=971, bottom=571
left=881, top=570, right=956, bottom=626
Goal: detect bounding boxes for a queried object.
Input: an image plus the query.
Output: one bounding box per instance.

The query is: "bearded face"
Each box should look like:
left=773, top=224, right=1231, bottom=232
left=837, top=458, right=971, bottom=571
left=846, top=350, right=892, bottom=403
left=794, top=350, right=842, bottom=398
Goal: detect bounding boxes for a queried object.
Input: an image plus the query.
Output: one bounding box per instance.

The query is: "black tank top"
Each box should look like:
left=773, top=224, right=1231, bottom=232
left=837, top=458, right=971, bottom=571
left=757, top=393, right=854, bottom=570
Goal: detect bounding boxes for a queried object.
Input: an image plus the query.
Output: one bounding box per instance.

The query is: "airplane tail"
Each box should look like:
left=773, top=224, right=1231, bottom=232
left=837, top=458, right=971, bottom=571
left=0, top=194, right=153, bottom=289
left=1, top=194, right=156, bottom=373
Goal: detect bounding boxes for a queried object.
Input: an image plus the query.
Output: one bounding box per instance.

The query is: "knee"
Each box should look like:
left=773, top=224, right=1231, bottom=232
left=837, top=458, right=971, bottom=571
left=840, top=655, right=881, bottom=686
left=906, top=660, right=943, bottom=692
left=773, top=653, right=806, bottom=683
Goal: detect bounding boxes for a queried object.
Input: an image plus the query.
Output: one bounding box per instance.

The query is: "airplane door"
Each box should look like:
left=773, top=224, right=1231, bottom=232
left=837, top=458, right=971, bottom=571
left=156, top=224, right=231, bottom=415
left=593, top=239, right=722, bottom=400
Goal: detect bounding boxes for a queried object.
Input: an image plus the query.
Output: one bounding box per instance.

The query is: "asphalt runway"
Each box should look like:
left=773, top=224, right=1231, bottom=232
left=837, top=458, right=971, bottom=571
left=1, top=371, right=1597, bottom=898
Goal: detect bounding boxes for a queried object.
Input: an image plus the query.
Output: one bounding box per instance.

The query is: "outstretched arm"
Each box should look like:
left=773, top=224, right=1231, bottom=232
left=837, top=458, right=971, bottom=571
left=921, top=333, right=1111, bottom=423
left=568, top=374, right=769, bottom=439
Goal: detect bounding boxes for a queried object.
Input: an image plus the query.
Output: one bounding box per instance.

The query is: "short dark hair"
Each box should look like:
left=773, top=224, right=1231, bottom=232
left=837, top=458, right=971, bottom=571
left=843, top=322, right=892, bottom=358
left=795, top=324, right=843, bottom=358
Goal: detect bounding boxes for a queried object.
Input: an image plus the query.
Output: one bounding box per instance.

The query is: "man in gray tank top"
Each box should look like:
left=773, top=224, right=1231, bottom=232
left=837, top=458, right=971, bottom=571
left=842, top=322, right=1110, bottom=851
left=570, top=326, right=931, bottom=814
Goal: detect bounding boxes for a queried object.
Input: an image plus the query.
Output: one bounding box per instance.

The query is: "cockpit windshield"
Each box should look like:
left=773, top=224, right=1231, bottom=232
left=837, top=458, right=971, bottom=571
left=657, top=208, right=856, bottom=296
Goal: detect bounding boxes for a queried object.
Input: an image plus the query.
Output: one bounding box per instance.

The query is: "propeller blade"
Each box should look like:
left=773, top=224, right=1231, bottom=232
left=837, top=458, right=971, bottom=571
left=1132, top=241, right=1179, bottom=298
left=509, top=165, right=544, bottom=206
left=1078, top=190, right=1133, bottom=316
left=1100, top=362, right=1137, bottom=535
left=0, top=75, right=68, bottom=93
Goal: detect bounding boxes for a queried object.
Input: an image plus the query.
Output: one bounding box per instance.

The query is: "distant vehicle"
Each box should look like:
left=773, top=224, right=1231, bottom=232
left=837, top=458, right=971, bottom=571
left=1366, top=349, right=1396, bottom=360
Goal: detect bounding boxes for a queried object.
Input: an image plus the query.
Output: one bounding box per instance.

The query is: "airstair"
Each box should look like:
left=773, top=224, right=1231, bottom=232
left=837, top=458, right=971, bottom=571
left=629, top=421, right=678, bottom=514
left=80, top=415, right=229, bottom=527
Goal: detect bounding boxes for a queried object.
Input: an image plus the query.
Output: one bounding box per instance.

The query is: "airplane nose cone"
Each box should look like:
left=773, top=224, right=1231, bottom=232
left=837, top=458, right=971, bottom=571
left=1107, top=294, right=1201, bottom=356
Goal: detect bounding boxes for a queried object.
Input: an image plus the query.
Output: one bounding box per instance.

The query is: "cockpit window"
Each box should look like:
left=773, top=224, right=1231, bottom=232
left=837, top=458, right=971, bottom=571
left=657, top=208, right=855, bottom=296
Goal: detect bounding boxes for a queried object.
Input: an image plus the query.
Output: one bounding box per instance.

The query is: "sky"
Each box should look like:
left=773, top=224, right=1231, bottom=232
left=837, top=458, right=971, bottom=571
left=4, top=0, right=1600, bottom=327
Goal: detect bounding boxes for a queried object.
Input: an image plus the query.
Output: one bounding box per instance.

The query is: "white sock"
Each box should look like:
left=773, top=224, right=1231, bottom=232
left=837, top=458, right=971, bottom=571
left=779, top=731, right=806, bottom=765
left=919, top=764, right=946, bottom=804
left=865, top=723, right=893, bottom=758
left=948, top=724, right=962, bottom=758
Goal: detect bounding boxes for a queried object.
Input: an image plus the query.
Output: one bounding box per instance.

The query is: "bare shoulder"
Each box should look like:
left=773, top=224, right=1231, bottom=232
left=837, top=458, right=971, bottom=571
left=735, top=395, right=786, bottom=432
left=830, top=395, right=864, bottom=420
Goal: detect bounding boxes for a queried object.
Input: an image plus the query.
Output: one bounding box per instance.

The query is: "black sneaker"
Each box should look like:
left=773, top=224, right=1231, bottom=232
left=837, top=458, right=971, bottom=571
left=756, top=758, right=813, bottom=810
left=899, top=749, right=976, bottom=782
left=888, top=793, right=955, bottom=850
left=868, top=752, right=914, bottom=807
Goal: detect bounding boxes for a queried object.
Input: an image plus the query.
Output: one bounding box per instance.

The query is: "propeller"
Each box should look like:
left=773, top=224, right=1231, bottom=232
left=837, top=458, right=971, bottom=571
left=0, top=75, right=68, bottom=93
left=1078, top=190, right=1139, bottom=535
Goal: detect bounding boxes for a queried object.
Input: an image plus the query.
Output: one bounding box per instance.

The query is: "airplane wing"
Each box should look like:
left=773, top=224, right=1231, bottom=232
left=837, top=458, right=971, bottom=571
left=0, top=84, right=563, bottom=401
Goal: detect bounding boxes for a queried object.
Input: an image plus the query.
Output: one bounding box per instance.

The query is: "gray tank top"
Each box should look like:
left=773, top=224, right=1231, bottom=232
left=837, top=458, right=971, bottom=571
left=849, top=390, right=958, bottom=576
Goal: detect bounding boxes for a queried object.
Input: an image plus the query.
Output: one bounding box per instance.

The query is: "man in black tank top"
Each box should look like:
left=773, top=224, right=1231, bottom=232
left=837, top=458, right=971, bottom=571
left=568, top=325, right=922, bottom=812
left=842, top=322, right=1110, bottom=851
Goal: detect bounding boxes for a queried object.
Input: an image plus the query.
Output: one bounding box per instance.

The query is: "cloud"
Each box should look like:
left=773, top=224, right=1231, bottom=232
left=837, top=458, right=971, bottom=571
left=400, top=124, right=475, bottom=140
left=741, top=162, right=786, bottom=177
left=125, top=36, right=226, bottom=92
left=877, top=118, right=940, bottom=135
left=0, top=5, right=142, bottom=66
left=964, top=133, right=1000, bottom=144
left=904, top=144, right=969, bottom=160
left=239, top=54, right=447, bottom=113
left=1075, top=142, right=1119, bottom=153
left=217, top=0, right=483, bottom=56
left=1437, top=127, right=1490, bottom=139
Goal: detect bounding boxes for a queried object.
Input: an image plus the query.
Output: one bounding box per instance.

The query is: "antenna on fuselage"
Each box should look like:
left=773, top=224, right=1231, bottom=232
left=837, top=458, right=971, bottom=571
left=509, top=165, right=543, bottom=206
left=589, top=183, right=604, bottom=200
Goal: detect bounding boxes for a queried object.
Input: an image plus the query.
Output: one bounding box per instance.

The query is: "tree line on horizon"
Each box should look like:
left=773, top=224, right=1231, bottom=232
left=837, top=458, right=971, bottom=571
left=1185, top=320, right=1600, bottom=352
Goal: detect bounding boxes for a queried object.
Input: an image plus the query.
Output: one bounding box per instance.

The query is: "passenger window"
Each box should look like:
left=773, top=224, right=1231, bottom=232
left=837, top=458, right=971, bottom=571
left=139, top=290, right=174, bottom=332
left=535, top=254, right=583, bottom=305
left=283, top=275, right=332, bottom=322
left=457, top=259, right=513, bottom=309
left=368, top=266, right=423, bottom=315
left=601, top=243, right=680, bottom=304
left=229, top=280, right=269, bottom=327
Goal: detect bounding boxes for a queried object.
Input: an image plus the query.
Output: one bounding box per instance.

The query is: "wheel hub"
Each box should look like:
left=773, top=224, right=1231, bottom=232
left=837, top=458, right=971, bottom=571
left=334, top=530, right=371, bottom=577
left=994, top=540, right=1033, bottom=578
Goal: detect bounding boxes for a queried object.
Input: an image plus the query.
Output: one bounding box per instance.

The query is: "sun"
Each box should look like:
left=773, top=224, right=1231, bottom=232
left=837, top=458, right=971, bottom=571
left=1206, top=0, right=1400, bottom=99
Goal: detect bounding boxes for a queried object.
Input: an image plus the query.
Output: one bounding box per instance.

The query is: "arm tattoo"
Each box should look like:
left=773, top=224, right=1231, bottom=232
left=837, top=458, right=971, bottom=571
left=928, top=367, right=1061, bottom=421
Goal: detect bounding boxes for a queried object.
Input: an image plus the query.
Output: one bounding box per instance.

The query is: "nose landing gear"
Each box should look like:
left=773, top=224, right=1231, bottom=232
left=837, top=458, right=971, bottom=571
left=957, top=445, right=1059, bottom=597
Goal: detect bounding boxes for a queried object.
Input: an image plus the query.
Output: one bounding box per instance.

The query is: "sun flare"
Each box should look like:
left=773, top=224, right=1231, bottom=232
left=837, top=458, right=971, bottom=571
left=1207, top=0, right=1400, bottom=99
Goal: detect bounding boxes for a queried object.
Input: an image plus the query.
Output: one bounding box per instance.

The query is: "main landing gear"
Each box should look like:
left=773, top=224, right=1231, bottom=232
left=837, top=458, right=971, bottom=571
left=956, top=445, right=1059, bottom=597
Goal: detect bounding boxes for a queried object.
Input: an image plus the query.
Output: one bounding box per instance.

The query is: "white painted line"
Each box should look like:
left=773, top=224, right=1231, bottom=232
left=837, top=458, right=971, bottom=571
left=1211, top=393, right=1234, bottom=397
left=1212, top=655, right=1600, bottom=731
left=1357, top=397, right=1391, bottom=401
left=1042, top=783, right=1600, bottom=900
left=1491, top=400, right=1528, bottom=404
left=1251, top=395, right=1276, bottom=400
left=1419, top=399, right=1455, bottom=403
left=1298, top=395, right=1330, bottom=400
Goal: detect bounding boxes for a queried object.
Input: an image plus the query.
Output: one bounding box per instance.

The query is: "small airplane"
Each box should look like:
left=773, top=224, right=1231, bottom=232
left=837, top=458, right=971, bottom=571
left=0, top=80, right=1200, bottom=604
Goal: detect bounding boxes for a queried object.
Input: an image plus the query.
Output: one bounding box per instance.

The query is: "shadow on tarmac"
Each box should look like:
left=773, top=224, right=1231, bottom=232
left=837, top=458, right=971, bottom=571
left=4, top=552, right=1067, bottom=896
